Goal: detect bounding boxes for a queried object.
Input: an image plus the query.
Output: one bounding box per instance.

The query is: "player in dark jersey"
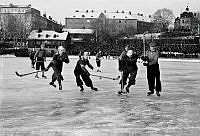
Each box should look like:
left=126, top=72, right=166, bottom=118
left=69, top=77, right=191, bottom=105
left=74, top=52, right=98, bottom=92
left=95, top=50, right=102, bottom=72
left=29, top=48, right=36, bottom=68
left=45, top=46, right=69, bottom=90
left=34, top=42, right=46, bottom=78
left=118, top=49, right=138, bottom=94
left=141, top=41, right=161, bottom=97
left=119, top=45, right=130, bottom=60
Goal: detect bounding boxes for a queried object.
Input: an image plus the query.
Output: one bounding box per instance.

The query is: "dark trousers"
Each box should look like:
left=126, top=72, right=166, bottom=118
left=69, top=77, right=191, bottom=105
left=51, top=67, right=63, bottom=86
left=35, top=57, right=45, bottom=70
left=74, top=72, right=93, bottom=88
left=30, top=58, right=35, bottom=67
left=96, top=60, right=101, bottom=67
left=120, top=69, right=137, bottom=88
left=147, top=63, right=161, bottom=93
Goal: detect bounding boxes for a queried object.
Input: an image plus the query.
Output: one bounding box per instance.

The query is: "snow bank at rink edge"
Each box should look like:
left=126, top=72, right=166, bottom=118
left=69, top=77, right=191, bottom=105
left=159, top=58, right=200, bottom=63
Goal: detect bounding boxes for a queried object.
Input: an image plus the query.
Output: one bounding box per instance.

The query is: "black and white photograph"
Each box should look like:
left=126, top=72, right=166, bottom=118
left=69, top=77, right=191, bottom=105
left=1, top=0, right=200, bottom=135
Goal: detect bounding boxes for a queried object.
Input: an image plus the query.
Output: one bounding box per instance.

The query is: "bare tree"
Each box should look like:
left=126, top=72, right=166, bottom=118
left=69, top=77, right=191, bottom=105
left=153, top=8, right=175, bottom=31
left=91, top=18, right=115, bottom=43
left=6, top=15, right=18, bottom=40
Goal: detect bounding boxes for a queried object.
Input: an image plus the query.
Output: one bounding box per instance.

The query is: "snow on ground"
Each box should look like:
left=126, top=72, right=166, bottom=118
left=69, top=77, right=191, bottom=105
left=1, top=57, right=200, bottom=136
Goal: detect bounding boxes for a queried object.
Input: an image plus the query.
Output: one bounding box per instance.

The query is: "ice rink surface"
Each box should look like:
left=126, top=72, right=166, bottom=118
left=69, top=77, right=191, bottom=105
left=1, top=57, right=200, bottom=136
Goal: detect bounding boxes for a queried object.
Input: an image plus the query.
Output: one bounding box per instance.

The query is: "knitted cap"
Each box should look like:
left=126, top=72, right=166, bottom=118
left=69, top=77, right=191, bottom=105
left=149, top=41, right=157, bottom=47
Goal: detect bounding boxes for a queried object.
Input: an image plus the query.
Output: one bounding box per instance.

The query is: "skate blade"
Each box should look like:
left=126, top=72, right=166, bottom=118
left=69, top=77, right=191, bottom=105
left=117, top=90, right=128, bottom=95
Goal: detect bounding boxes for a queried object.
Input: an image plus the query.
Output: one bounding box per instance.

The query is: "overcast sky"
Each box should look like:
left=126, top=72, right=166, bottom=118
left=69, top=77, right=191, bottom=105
left=1, top=0, right=200, bottom=24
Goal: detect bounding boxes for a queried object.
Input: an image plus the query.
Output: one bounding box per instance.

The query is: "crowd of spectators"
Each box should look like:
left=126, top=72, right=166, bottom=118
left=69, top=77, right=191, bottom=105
left=68, top=38, right=200, bottom=59
left=1, top=38, right=199, bottom=58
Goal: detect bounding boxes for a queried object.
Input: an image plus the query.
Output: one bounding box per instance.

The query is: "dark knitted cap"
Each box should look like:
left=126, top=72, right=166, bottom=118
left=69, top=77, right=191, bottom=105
left=149, top=41, right=157, bottom=47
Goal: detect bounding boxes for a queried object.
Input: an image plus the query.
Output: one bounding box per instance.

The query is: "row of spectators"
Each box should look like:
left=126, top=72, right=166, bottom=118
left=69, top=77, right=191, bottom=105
left=48, top=38, right=200, bottom=59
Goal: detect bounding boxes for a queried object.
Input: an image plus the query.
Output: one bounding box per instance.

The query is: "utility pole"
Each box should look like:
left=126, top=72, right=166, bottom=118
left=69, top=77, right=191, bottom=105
left=143, top=31, right=148, bottom=56
left=0, top=27, right=2, bottom=42
left=95, top=29, right=98, bottom=43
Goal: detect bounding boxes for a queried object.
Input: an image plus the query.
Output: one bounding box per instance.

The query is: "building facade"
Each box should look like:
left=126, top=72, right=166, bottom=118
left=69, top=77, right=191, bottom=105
left=65, top=10, right=100, bottom=29
left=65, top=10, right=156, bottom=36
left=0, top=4, right=62, bottom=43
left=174, top=6, right=200, bottom=35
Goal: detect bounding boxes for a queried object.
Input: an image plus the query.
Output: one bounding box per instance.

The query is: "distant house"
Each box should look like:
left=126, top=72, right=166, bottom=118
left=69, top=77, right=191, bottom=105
left=62, top=28, right=94, bottom=43
left=27, top=30, right=70, bottom=52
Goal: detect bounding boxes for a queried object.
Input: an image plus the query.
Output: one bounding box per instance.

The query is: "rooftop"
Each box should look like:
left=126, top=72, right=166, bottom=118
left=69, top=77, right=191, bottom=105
left=28, top=30, right=69, bottom=40
left=62, top=28, right=94, bottom=34
left=67, top=10, right=101, bottom=19
left=66, top=10, right=152, bottom=22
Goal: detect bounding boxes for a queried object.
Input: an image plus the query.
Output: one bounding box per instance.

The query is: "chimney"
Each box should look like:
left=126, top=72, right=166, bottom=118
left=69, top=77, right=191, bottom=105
left=116, top=10, right=119, bottom=13
left=186, top=6, right=189, bottom=12
left=43, top=12, right=46, bottom=18
left=9, top=3, right=13, bottom=7
left=38, top=34, right=42, bottom=37
left=129, top=11, right=131, bottom=15
left=91, top=10, right=94, bottom=12
left=38, top=28, right=42, bottom=33
left=53, top=34, right=58, bottom=38
left=86, top=10, right=88, bottom=13
left=46, top=34, right=50, bottom=38
left=104, top=10, right=106, bottom=13
left=122, top=10, right=124, bottom=13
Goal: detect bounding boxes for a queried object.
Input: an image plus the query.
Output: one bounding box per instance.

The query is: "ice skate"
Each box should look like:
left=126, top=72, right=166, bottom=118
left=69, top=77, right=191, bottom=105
left=97, top=69, right=101, bottom=72
left=91, top=87, right=98, bottom=91
left=80, top=86, right=84, bottom=92
left=156, top=92, right=161, bottom=97
left=59, top=85, right=62, bottom=90
left=147, top=91, right=154, bottom=96
left=42, top=75, right=47, bottom=79
left=118, top=89, right=127, bottom=95
left=49, top=82, right=56, bottom=88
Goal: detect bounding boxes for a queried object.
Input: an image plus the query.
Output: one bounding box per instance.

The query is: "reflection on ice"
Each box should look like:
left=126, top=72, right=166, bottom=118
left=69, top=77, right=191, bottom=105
left=1, top=58, right=200, bottom=135
left=73, top=97, right=90, bottom=115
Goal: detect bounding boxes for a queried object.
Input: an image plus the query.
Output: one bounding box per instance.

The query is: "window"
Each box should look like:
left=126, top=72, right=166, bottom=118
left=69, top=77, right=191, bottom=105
left=182, top=20, right=184, bottom=23
left=119, top=20, right=121, bottom=23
